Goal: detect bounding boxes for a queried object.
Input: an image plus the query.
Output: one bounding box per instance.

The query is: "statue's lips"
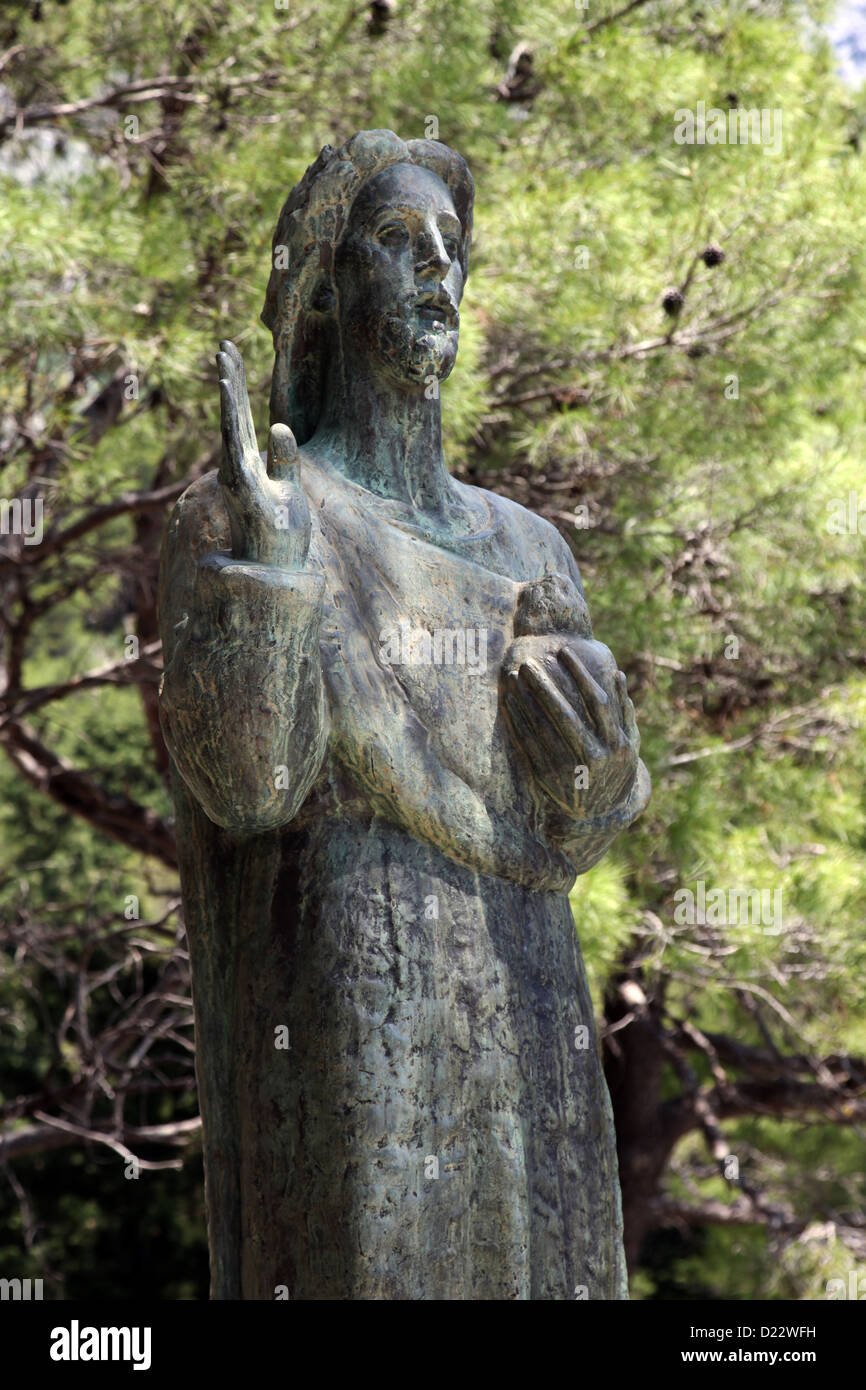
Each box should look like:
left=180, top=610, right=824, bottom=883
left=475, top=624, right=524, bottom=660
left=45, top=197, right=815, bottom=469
left=413, top=297, right=458, bottom=329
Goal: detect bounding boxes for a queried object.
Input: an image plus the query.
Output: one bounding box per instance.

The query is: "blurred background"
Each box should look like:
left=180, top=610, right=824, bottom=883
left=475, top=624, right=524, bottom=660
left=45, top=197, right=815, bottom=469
left=1, top=0, right=865, bottom=1300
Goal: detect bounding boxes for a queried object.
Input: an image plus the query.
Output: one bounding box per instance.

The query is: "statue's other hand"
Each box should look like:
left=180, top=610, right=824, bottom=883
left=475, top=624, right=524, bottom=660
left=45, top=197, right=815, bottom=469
left=216, top=339, right=312, bottom=570
left=501, top=634, right=640, bottom=820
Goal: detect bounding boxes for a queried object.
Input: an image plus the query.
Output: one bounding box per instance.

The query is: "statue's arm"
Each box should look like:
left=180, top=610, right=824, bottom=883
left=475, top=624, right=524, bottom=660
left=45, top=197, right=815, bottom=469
left=160, top=563, right=327, bottom=836
left=157, top=341, right=329, bottom=833
left=502, top=521, right=651, bottom=876
left=502, top=627, right=651, bottom=875
left=159, top=523, right=327, bottom=833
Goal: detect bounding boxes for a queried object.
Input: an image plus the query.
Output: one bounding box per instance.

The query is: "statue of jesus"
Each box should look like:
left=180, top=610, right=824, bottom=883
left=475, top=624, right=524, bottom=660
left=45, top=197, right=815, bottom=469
left=158, top=130, right=651, bottom=1300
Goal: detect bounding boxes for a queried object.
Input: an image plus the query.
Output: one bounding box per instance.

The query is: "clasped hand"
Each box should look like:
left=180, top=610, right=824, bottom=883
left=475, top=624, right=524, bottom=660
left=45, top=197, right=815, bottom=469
left=502, top=632, right=640, bottom=822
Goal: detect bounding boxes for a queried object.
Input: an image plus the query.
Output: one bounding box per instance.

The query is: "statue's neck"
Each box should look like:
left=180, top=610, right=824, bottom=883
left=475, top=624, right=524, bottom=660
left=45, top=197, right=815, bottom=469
left=307, top=357, right=452, bottom=515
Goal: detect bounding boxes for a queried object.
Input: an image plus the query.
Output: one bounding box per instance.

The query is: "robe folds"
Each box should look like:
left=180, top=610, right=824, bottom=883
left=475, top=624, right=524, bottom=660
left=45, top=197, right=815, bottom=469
left=158, top=454, right=649, bottom=1299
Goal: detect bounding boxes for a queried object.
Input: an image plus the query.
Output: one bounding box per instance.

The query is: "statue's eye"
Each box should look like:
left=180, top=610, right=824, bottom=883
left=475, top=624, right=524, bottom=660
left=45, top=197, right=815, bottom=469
left=443, top=234, right=460, bottom=259
left=377, top=223, right=408, bottom=247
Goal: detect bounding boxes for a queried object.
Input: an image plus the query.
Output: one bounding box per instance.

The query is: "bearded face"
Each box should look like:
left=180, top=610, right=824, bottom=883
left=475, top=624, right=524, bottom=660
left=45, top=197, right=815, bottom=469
left=332, top=162, right=464, bottom=390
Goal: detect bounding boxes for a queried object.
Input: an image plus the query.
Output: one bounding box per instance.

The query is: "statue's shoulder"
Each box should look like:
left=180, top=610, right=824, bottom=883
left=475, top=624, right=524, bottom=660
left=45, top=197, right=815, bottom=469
left=460, top=480, right=585, bottom=592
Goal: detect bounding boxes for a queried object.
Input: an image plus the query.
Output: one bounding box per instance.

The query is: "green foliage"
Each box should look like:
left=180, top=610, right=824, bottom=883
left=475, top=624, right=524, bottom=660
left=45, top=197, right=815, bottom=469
left=1, top=0, right=864, bottom=1301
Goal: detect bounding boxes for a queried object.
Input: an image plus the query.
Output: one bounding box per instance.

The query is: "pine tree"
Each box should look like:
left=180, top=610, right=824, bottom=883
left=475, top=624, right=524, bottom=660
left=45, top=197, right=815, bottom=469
left=1, top=0, right=864, bottom=1299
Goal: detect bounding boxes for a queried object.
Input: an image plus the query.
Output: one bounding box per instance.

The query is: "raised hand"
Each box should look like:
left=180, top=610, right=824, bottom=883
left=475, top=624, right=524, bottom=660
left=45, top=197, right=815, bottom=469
left=216, top=339, right=312, bottom=571
left=502, top=634, right=641, bottom=821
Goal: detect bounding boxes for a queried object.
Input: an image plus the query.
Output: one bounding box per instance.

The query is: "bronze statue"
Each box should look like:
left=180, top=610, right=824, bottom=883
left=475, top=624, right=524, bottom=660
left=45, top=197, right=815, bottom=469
left=158, top=130, right=650, bottom=1300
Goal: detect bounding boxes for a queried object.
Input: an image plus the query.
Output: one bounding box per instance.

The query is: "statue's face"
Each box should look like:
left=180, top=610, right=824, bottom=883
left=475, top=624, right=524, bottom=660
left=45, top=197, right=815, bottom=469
left=333, top=162, right=464, bottom=389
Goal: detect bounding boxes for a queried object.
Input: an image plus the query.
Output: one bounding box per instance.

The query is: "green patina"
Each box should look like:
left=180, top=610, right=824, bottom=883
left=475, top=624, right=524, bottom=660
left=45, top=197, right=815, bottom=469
left=158, top=131, right=649, bottom=1300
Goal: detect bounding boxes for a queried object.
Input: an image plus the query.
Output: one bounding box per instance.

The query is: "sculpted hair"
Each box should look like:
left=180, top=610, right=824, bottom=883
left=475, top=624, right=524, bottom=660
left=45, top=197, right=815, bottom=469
left=261, top=129, right=474, bottom=443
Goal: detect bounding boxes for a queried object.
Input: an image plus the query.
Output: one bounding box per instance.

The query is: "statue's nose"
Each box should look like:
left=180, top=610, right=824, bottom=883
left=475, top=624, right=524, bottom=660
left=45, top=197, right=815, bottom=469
left=415, top=223, right=450, bottom=277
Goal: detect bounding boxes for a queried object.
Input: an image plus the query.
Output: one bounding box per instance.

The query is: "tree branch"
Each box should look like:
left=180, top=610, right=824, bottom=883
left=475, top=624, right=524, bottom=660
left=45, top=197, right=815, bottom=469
left=0, top=478, right=192, bottom=572
left=0, top=642, right=162, bottom=726
left=1, top=1114, right=200, bottom=1166
left=0, top=70, right=285, bottom=136
left=584, top=0, right=657, bottom=37
left=0, top=720, right=177, bottom=866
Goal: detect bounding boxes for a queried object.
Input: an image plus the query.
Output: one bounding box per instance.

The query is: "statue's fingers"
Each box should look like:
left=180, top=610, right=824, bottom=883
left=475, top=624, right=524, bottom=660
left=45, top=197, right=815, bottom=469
left=218, top=378, right=244, bottom=492
left=503, top=679, right=562, bottom=775
left=557, top=646, right=618, bottom=742
left=615, top=671, right=640, bottom=745
left=558, top=645, right=609, bottom=708
left=631, top=758, right=652, bottom=814
left=267, top=423, right=299, bottom=483
left=519, top=660, right=603, bottom=762
left=519, top=660, right=583, bottom=751
left=218, top=340, right=258, bottom=461
left=216, top=344, right=243, bottom=406
left=543, top=651, right=592, bottom=727
left=218, top=339, right=247, bottom=394
left=504, top=682, right=589, bottom=816
left=595, top=665, right=638, bottom=751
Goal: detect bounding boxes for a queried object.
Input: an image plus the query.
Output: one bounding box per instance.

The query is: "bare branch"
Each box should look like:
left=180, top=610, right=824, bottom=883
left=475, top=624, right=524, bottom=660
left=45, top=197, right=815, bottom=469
left=0, top=478, right=192, bottom=572
left=0, top=720, right=177, bottom=866
left=0, top=1112, right=200, bottom=1169
left=0, top=642, right=162, bottom=726
left=584, top=0, right=657, bottom=37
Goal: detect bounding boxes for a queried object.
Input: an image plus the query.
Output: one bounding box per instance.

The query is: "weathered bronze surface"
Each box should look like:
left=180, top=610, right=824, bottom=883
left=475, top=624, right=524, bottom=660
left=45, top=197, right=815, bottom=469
left=158, top=130, right=650, bottom=1300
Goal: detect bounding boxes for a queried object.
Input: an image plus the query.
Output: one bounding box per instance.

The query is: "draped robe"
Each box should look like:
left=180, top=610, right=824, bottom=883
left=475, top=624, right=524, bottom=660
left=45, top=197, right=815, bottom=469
left=158, top=452, right=648, bottom=1300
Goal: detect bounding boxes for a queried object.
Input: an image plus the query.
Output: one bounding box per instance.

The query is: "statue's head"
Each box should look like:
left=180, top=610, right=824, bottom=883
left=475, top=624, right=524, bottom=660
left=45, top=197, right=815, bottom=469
left=261, top=130, right=474, bottom=442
